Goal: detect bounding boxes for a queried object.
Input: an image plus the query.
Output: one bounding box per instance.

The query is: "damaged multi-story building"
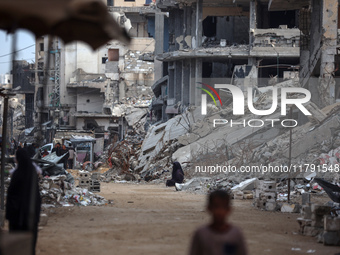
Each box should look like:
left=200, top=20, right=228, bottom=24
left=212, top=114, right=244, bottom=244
left=35, top=0, right=162, bottom=143
left=151, top=0, right=340, bottom=122
left=0, top=60, right=36, bottom=142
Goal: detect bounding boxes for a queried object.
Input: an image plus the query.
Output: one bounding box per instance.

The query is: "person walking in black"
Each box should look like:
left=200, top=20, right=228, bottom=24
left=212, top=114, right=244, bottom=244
left=6, top=148, right=41, bottom=255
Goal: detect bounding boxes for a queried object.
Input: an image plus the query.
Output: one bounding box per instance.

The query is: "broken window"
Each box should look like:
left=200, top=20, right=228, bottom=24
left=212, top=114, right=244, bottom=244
left=108, top=49, right=119, bottom=61
left=102, top=57, right=108, bottom=64
left=84, top=119, right=99, bottom=130
left=203, top=16, right=249, bottom=46
left=202, top=62, right=213, bottom=78
left=269, top=11, right=297, bottom=28
left=203, top=61, right=235, bottom=79
left=203, top=16, right=217, bottom=38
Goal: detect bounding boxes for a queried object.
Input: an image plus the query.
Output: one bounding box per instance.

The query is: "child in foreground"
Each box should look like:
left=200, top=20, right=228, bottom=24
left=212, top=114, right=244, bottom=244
left=189, top=190, right=248, bottom=255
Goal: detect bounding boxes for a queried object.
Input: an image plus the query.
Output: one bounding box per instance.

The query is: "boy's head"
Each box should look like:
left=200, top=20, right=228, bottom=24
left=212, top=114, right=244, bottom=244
left=207, top=190, right=232, bottom=224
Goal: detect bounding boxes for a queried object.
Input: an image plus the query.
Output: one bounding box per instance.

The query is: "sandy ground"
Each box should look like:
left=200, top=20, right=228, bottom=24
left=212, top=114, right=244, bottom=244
left=36, top=183, right=340, bottom=255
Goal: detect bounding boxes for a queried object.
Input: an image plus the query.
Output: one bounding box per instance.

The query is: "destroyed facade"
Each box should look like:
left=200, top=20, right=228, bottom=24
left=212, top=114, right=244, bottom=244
left=34, top=0, right=159, bottom=144
left=152, top=0, right=340, bottom=122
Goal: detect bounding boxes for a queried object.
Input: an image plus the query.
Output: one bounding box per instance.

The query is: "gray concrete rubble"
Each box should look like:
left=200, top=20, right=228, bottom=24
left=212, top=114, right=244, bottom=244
left=85, top=76, right=339, bottom=191
left=133, top=77, right=340, bottom=182
left=39, top=174, right=107, bottom=208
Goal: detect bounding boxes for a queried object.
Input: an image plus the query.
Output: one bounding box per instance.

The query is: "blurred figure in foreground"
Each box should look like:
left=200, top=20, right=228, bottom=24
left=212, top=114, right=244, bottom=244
left=166, top=161, right=184, bottom=187
left=189, top=190, right=247, bottom=255
left=6, top=148, right=42, bottom=255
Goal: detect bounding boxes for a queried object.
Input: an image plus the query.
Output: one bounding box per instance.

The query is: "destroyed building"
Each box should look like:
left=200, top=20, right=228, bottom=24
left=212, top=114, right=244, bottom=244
left=0, top=61, right=35, bottom=142
left=135, top=0, right=340, bottom=179
left=11, top=60, right=35, bottom=129
left=34, top=0, right=161, bottom=144
left=151, top=0, right=340, bottom=122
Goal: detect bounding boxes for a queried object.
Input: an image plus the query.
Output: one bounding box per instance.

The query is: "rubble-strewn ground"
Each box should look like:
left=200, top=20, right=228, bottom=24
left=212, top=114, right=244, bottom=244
left=37, top=183, right=339, bottom=255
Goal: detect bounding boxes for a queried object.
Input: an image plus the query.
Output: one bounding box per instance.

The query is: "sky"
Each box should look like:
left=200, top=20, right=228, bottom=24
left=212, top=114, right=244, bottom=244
left=0, top=29, right=36, bottom=74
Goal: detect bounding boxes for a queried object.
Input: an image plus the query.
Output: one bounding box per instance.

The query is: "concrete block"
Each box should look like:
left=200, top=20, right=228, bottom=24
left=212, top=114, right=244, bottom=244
left=301, top=193, right=310, bottom=205
left=79, top=172, right=91, bottom=178
left=311, top=204, right=332, bottom=215
left=324, top=216, right=340, bottom=232
left=297, top=217, right=312, bottom=233
left=323, top=231, right=340, bottom=246
left=311, top=218, right=324, bottom=228
left=255, top=189, right=262, bottom=198
left=253, top=198, right=266, bottom=209
left=265, top=201, right=277, bottom=211
left=281, top=203, right=299, bottom=213
left=303, top=226, right=323, bottom=237
left=261, top=192, right=276, bottom=202
left=301, top=205, right=312, bottom=219
left=39, top=214, right=48, bottom=226
left=262, top=181, right=276, bottom=192
left=80, top=179, right=91, bottom=185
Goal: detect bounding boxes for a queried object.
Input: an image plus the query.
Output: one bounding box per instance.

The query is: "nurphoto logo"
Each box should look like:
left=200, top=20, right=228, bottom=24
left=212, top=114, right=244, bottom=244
left=198, top=83, right=312, bottom=128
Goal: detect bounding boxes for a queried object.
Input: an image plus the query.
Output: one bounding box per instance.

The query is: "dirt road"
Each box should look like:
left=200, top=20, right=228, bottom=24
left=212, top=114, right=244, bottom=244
left=37, top=183, right=339, bottom=255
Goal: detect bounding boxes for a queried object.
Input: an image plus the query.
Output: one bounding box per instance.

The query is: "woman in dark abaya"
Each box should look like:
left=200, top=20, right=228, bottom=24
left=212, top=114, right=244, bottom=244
left=6, top=148, right=41, bottom=255
left=166, top=161, right=185, bottom=187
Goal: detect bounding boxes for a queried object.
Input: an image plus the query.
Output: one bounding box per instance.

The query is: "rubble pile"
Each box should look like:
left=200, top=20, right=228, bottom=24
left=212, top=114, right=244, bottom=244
left=40, top=174, right=107, bottom=207
left=102, top=134, right=143, bottom=182
left=153, top=81, right=340, bottom=181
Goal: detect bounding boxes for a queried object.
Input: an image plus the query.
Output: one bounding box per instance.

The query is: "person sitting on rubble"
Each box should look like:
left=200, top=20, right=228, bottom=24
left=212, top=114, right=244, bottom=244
left=166, top=161, right=185, bottom=187
left=189, top=190, right=248, bottom=255
left=6, top=148, right=42, bottom=255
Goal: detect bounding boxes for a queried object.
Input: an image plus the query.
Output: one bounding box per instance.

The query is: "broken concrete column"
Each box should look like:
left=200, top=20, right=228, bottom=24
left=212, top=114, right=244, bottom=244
left=195, top=58, right=202, bottom=107
left=297, top=217, right=312, bottom=234
left=319, top=0, right=338, bottom=107
left=154, top=12, right=165, bottom=81
left=248, top=0, right=257, bottom=66
left=301, top=193, right=311, bottom=205
left=182, top=60, right=190, bottom=106
left=189, top=59, right=196, bottom=105
left=195, top=0, right=203, bottom=48
left=301, top=205, right=312, bottom=219
left=174, top=61, right=182, bottom=103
